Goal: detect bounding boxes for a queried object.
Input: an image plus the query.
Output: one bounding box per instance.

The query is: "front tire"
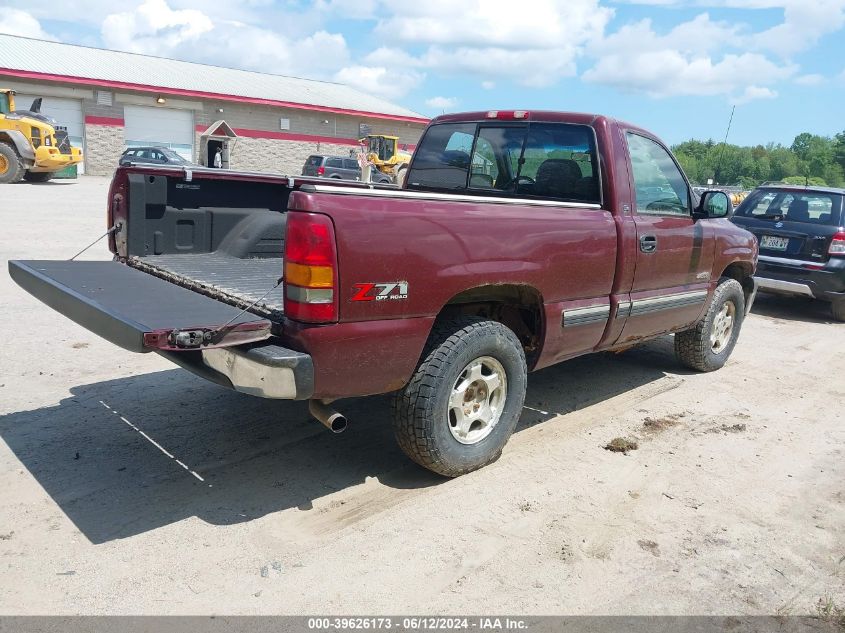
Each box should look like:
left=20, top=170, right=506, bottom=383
left=23, top=171, right=52, bottom=183
left=0, top=143, right=24, bottom=184
left=391, top=317, right=527, bottom=477
left=675, top=278, right=745, bottom=372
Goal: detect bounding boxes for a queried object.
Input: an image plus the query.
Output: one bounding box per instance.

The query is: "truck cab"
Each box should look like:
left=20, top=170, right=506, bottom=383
left=9, top=110, right=758, bottom=476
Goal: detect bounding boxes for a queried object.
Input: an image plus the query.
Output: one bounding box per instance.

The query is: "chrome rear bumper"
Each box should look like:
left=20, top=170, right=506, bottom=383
left=755, top=277, right=814, bottom=297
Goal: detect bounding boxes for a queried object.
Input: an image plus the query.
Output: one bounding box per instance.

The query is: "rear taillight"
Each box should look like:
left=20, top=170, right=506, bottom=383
left=284, top=212, right=338, bottom=323
left=829, top=232, right=845, bottom=256
left=316, top=166, right=325, bottom=176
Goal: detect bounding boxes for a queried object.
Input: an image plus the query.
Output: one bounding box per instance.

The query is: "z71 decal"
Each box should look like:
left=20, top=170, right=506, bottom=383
left=351, top=282, right=409, bottom=302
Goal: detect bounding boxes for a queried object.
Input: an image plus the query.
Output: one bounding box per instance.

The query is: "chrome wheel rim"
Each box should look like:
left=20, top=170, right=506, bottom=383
left=710, top=301, right=736, bottom=354
left=448, top=356, right=507, bottom=445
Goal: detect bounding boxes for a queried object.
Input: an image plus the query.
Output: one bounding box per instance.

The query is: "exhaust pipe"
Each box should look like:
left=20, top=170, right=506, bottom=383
left=309, top=400, right=348, bottom=434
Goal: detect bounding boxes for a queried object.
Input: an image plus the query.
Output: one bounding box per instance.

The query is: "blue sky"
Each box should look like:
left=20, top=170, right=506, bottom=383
left=1, top=0, right=843, bottom=146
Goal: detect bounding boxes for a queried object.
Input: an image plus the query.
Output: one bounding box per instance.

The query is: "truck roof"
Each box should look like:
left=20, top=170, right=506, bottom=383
left=428, top=110, right=655, bottom=139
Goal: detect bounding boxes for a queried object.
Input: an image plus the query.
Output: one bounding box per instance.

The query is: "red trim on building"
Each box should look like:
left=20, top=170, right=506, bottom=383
left=0, top=67, right=429, bottom=124
left=85, top=115, right=124, bottom=126
left=195, top=124, right=418, bottom=150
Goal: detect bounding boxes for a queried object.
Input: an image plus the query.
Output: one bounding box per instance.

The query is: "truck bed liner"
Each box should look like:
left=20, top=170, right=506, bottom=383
left=132, top=254, right=285, bottom=319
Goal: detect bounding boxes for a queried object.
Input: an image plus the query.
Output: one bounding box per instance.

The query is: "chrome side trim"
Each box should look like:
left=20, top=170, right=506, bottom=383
left=307, top=184, right=603, bottom=210
left=616, top=301, right=632, bottom=318
left=755, top=277, right=814, bottom=297
left=629, top=290, right=708, bottom=317
left=759, top=254, right=825, bottom=267
left=562, top=304, right=610, bottom=327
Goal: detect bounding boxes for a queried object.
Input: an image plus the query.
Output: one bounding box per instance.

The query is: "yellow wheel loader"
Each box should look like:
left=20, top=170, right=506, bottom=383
left=360, top=134, right=413, bottom=185
left=0, top=89, right=83, bottom=184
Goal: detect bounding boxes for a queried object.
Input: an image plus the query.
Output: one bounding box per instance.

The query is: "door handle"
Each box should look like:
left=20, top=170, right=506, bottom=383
left=640, top=235, right=657, bottom=253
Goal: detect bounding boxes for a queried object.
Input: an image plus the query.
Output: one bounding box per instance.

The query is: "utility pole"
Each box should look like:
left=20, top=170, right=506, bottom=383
left=713, top=105, right=736, bottom=185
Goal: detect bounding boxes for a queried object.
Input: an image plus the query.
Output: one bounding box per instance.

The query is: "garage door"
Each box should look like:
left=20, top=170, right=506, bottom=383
left=124, top=105, right=194, bottom=161
left=15, top=94, right=85, bottom=174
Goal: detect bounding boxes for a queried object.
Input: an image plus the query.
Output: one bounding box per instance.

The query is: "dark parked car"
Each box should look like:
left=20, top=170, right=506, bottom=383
left=302, top=154, right=392, bottom=183
left=119, top=147, right=192, bottom=167
left=731, top=184, right=845, bottom=320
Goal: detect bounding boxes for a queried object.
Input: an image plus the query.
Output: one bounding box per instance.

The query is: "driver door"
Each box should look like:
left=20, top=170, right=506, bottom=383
left=619, top=132, right=714, bottom=343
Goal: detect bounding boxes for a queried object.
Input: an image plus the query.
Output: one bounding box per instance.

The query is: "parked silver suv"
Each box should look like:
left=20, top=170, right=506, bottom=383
left=301, top=154, right=392, bottom=183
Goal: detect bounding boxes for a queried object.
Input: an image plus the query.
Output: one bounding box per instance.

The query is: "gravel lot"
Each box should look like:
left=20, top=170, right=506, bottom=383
left=0, top=176, right=843, bottom=616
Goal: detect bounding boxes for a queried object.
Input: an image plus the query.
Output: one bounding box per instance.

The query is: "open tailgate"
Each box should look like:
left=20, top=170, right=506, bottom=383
left=9, top=260, right=272, bottom=353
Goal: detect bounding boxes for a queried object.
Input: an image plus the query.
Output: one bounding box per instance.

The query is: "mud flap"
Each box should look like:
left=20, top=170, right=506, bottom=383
left=9, top=260, right=272, bottom=353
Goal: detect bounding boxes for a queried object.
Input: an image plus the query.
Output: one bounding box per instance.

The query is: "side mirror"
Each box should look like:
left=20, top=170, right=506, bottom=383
left=694, top=190, right=732, bottom=219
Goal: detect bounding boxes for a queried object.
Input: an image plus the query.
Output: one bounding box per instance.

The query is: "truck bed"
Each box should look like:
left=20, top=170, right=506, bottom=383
left=131, top=254, right=285, bottom=320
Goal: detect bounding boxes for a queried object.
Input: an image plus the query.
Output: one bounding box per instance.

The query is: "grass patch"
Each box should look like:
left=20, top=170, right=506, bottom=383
left=604, top=437, right=639, bottom=454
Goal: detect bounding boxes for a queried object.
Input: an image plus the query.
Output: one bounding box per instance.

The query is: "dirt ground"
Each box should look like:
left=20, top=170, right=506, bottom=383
left=0, top=176, right=843, bottom=616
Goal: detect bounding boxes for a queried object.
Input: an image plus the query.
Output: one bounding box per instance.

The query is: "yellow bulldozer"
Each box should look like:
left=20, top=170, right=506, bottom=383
left=360, top=134, right=412, bottom=184
left=0, top=89, right=83, bottom=183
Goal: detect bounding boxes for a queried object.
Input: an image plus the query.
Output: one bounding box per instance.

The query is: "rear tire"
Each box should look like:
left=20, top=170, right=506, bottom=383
left=391, top=317, right=527, bottom=477
left=395, top=166, right=407, bottom=186
left=831, top=301, right=845, bottom=322
left=0, top=142, right=24, bottom=184
left=23, top=171, right=52, bottom=183
left=675, top=278, right=745, bottom=372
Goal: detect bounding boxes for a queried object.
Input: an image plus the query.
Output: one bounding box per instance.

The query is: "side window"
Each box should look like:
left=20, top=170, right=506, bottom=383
left=627, top=133, right=690, bottom=216
left=343, top=159, right=358, bottom=170
left=326, top=158, right=344, bottom=169
left=776, top=194, right=794, bottom=214
left=406, top=123, right=476, bottom=190
left=750, top=192, right=777, bottom=215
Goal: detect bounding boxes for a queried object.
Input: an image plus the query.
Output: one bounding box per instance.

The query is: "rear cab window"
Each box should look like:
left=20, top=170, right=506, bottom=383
left=735, top=189, right=844, bottom=226
left=306, top=156, right=324, bottom=167
left=406, top=121, right=601, bottom=204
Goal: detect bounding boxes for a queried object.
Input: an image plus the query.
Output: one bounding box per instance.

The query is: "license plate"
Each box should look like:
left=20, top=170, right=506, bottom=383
left=761, top=235, right=789, bottom=251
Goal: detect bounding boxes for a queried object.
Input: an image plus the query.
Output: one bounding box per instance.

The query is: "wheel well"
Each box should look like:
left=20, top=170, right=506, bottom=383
left=0, top=135, right=19, bottom=153
left=720, top=262, right=755, bottom=305
left=437, top=285, right=544, bottom=366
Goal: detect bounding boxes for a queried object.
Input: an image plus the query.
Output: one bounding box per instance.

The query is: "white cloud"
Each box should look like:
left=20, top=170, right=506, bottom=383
left=333, top=65, right=425, bottom=100
left=611, top=0, right=845, bottom=55
left=0, top=8, right=53, bottom=39
left=732, top=85, right=777, bottom=104
left=425, top=96, right=458, bottom=110
left=742, top=0, right=845, bottom=55
left=102, top=0, right=213, bottom=53
left=377, top=0, right=612, bottom=49
left=794, top=73, right=825, bottom=85
left=481, top=81, right=496, bottom=90
left=583, top=13, right=797, bottom=101
left=368, top=0, right=613, bottom=86
left=100, top=0, right=351, bottom=78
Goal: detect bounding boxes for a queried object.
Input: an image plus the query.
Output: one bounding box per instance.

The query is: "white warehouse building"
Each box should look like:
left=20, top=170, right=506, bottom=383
left=0, top=33, right=428, bottom=176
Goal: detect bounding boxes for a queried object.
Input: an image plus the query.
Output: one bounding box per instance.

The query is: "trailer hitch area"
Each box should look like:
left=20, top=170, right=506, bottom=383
left=142, top=321, right=273, bottom=352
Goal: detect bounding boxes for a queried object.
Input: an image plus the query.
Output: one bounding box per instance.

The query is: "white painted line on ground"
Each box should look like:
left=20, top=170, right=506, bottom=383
left=523, top=405, right=551, bottom=415
left=99, top=400, right=206, bottom=483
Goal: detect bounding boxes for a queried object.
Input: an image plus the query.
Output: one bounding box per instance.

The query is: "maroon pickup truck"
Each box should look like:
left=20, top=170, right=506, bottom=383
left=10, top=110, right=758, bottom=476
